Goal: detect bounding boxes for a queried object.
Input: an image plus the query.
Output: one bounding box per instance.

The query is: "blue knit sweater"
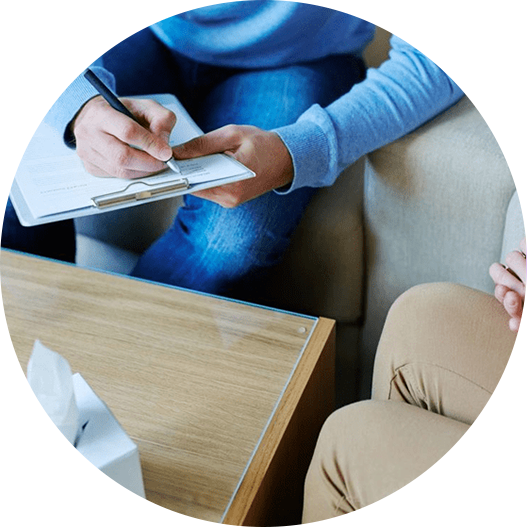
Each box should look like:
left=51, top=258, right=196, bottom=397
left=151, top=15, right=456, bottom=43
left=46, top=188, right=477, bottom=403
left=45, top=1, right=463, bottom=192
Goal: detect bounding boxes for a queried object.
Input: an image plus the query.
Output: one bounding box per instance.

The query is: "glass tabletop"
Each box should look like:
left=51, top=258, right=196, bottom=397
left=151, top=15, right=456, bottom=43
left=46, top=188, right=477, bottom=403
left=1, top=249, right=318, bottom=522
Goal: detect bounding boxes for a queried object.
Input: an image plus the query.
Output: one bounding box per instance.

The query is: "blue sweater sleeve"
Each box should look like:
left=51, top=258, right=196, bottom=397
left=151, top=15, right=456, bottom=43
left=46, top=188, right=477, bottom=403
left=43, top=65, right=116, bottom=147
left=274, top=35, right=464, bottom=193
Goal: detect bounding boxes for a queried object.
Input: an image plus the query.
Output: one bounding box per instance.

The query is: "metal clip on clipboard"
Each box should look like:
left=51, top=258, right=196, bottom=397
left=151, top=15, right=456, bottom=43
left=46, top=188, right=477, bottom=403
left=92, top=179, right=190, bottom=209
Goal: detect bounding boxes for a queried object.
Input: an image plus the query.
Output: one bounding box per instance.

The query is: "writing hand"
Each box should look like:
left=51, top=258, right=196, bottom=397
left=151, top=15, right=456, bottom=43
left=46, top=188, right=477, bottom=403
left=72, top=96, right=176, bottom=179
left=489, top=237, right=526, bottom=331
left=172, top=125, right=294, bottom=208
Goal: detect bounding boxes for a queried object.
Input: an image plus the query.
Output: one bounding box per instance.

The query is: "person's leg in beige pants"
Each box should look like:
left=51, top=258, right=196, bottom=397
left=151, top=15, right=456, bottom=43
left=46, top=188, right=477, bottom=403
left=303, top=283, right=516, bottom=522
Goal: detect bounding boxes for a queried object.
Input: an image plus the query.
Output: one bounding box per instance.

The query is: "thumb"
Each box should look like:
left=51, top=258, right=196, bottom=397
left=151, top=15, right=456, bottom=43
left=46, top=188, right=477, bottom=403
left=137, top=127, right=173, bottom=162
left=172, top=136, right=214, bottom=160
left=159, top=129, right=172, bottom=147
left=173, top=126, right=242, bottom=160
left=125, top=98, right=176, bottom=161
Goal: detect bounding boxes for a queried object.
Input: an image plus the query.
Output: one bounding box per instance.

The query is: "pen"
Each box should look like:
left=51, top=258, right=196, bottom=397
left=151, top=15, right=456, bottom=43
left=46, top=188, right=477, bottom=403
left=84, top=68, right=181, bottom=174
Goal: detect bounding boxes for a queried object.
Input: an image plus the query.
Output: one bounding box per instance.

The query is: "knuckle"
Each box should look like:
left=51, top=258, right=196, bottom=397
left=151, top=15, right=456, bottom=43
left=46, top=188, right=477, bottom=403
left=75, top=143, right=88, bottom=159
left=141, top=134, right=157, bottom=152
left=184, top=135, right=206, bottom=154
left=119, top=120, right=137, bottom=142
left=494, top=284, right=506, bottom=299
left=223, top=124, right=241, bottom=141
left=113, top=148, right=131, bottom=167
left=164, top=110, right=177, bottom=128
left=114, top=166, right=134, bottom=179
left=109, top=143, right=135, bottom=170
left=505, top=292, right=519, bottom=308
left=194, top=134, right=208, bottom=149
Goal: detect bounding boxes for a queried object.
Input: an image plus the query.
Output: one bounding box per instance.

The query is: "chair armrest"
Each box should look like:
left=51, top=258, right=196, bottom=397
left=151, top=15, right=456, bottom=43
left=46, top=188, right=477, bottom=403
left=360, top=96, right=518, bottom=395
left=264, top=160, right=365, bottom=323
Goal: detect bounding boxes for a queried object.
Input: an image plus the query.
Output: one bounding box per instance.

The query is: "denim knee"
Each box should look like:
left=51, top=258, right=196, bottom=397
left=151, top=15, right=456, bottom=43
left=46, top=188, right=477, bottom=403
left=133, top=189, right=315, bottom=296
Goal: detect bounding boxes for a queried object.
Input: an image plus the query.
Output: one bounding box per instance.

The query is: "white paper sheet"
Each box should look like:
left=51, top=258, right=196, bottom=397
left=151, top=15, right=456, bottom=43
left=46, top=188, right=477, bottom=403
left=12, top=94, right=253, bottom=224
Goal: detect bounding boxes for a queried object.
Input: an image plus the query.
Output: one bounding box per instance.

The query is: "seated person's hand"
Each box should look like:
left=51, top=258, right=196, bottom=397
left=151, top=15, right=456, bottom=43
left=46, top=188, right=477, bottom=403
left=489, top=237, right=526, bottom=332
left=172, top=124, right=294, bottom=208
left=71, top=96, right=176, bottom=179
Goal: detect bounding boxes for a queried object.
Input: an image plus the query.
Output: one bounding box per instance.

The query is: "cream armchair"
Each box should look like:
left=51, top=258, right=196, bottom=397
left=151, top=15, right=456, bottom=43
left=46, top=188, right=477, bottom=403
left=263, top=95, right=523, bottom=403
left=75, top=28, right=524, bottom=405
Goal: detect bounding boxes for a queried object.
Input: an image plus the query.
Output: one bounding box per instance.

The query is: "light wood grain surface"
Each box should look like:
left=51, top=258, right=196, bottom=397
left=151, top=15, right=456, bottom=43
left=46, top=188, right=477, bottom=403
left=1, top=250, right=325, bottom=523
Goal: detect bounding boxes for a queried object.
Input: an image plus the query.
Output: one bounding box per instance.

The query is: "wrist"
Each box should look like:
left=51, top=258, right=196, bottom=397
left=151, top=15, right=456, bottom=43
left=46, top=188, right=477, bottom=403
left=274, top=115, right=335, bottom=194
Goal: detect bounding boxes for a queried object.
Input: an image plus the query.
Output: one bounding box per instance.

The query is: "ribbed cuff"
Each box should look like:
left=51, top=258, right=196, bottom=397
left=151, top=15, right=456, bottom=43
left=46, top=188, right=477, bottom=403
left=273, top=108, right=333, bottom=195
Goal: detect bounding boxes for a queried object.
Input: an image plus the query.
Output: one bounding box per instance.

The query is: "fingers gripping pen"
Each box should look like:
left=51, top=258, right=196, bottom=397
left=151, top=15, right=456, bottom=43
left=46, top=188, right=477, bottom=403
left=83, top=68, right=181, bottom=174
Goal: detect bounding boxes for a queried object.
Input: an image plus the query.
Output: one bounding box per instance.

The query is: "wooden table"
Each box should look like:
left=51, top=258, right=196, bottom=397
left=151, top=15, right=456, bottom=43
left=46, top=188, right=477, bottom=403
left=1, top=250, right=335, bottom=526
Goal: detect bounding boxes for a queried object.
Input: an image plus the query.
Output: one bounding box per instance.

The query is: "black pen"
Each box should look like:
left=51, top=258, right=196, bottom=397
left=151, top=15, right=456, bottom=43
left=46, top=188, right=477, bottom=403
left=84, top=68, right=181, bottom=174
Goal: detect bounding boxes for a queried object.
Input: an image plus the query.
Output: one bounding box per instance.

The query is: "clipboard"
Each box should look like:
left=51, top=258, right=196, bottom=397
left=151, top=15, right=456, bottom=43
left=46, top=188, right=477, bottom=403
left=10, top=94, right=255, bottom=226
left=91, top=179, right=191, bottom=209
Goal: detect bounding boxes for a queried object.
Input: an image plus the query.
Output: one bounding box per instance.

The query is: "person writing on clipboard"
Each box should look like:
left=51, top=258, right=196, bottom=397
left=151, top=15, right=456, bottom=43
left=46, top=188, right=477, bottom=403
left=3, top=2, right=463, bottom=303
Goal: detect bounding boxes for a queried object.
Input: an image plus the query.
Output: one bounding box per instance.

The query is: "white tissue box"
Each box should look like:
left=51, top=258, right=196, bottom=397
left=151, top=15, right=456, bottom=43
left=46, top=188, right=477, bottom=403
left=26, top=342, right=145, bottom=498
left=67, top=373, right=155, bottom=511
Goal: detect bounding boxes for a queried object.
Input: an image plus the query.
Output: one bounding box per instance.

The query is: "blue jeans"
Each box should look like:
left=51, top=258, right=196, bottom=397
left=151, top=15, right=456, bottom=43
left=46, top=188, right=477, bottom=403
left=4, top=27, right=366, bottom=301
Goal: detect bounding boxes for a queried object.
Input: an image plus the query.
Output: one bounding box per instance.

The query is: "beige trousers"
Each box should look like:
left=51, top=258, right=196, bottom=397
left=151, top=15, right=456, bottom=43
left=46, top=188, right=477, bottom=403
left=303, top=283, right=516, bottom=522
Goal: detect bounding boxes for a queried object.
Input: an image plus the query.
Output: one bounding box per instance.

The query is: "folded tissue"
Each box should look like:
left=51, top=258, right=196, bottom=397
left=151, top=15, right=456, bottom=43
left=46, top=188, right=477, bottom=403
left=26, top=340, right=145, bottom=498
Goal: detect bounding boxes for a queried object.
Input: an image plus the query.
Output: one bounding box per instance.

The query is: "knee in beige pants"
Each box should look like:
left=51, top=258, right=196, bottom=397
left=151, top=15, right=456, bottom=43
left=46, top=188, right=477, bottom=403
left=303, top=283, right=517, bottom=522
left=372, top=283, right=516, bottom=425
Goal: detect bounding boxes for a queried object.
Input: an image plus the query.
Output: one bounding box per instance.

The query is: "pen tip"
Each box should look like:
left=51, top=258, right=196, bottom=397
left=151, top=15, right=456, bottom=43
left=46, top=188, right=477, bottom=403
left=166, top=158, right=181, bottom=174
